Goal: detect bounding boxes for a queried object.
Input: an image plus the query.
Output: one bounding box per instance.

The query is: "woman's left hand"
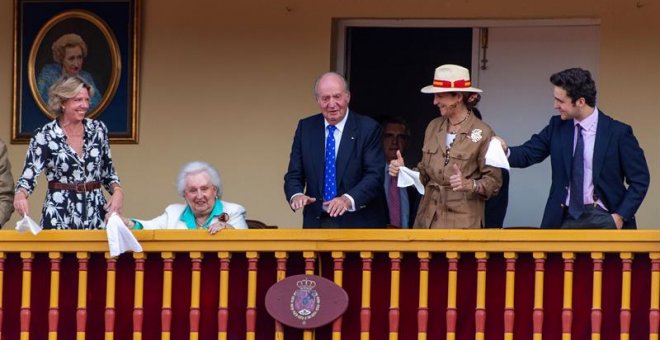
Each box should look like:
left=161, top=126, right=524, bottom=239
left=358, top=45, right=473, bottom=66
left=208, top=221, right=235, bottom=235
left=105, top=187, right=124, bottom=215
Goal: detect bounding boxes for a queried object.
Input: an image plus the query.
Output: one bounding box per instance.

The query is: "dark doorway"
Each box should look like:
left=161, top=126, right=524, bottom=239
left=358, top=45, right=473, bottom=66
left=344, top=27, right=473, bottom=166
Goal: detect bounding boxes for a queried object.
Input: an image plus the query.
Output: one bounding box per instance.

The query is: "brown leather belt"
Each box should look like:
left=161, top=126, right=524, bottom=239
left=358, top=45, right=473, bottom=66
left=48, top=181, right=102, bottom=192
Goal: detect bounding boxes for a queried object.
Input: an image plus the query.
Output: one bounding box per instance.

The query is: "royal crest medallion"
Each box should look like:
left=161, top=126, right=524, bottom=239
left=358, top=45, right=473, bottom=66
left=290, top=278, right=320, bottom=324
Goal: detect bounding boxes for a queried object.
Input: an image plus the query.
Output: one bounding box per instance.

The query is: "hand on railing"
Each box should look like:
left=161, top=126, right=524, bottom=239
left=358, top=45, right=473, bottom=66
left=118, top=215, right=135, bottom=229
left=207, top=221, right=234, bottom=235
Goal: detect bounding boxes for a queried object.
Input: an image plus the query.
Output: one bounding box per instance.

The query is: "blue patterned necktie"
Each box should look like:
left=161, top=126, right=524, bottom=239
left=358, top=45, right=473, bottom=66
left=324, top=125, right=337, bottom=201
left=569, top=124, right=584, bottom=219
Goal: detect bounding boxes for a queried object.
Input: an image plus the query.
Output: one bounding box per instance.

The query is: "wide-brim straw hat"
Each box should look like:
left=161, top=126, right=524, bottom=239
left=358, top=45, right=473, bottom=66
left=420, top=64, right=483, bottom=94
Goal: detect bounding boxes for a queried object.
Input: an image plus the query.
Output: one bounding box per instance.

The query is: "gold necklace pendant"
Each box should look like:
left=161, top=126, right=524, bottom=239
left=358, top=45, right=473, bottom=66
left=450, top=112, right=469, bottom=127
left=195, top=216, right=208, bottom=229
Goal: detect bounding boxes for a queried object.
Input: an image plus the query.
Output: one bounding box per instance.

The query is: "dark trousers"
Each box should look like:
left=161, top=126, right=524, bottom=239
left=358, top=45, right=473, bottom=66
left=560, top=205, right=617, bottom=229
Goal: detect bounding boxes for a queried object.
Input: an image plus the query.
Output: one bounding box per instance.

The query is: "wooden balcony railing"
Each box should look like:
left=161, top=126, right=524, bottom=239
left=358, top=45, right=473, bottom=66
left=0, top=229, right=658, bottom=340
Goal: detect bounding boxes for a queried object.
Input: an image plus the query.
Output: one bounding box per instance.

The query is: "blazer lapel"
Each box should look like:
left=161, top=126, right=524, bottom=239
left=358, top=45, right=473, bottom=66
left=312, top=115, right=326, bottom=196
left=335, top=112, right=357, bottom=187
left=592, top=111, right=611, bottom=186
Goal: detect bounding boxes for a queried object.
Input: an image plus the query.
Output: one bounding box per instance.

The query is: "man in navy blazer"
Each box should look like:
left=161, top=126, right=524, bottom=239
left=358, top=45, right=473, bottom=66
left=284, top=72, right=387, bottom=228
left=500, top=68, right=649, bottom=229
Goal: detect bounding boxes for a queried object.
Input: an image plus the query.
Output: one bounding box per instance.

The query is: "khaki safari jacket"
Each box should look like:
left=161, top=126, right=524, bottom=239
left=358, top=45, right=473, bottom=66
left=414, top=114, right=502, bottom=228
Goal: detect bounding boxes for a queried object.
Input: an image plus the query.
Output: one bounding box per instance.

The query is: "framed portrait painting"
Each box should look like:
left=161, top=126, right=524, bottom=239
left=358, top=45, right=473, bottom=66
left=12, top=0, right=140, bottom=143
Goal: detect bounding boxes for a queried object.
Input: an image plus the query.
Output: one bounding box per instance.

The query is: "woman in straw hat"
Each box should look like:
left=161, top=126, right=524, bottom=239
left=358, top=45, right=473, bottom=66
left=390, top=64, right=502, bottom=228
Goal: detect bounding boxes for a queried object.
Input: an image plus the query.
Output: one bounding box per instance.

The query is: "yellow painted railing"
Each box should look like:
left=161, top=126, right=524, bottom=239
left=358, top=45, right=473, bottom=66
left=0, top=229, right=658, bottom=340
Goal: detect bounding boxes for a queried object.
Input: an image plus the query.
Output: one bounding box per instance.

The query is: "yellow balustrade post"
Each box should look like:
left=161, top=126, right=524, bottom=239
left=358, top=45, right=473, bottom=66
left=332, top=251, right=345, bottom=340
left=133, top=252, right=146, bottom=340
left=218, top=252, right=232, bottom=340
left=105, top=253, right=117, bottom=340
left=389, top=251, right=401, bottom=340
left=246, top=251, right=259, bottom=340
left=361, top=251, right=373, bottom=340
left=274, top=252, right=288, bottom=340
left=418, top=252, right=431, bottom=340
left=620, top=252, right=633, bottom=340
left=475, top=252, right=489, bottom=340
left=303, top=251, right=316, bottom=340
left=189, top=252, right=203, bottom=340
left=303, top=251, right=316, bottom=275
left=446, top=252, right=460, bottom=340
left=76, top=252, right=89, bottom=340
left=48, top=252, right=62, bottom=340
left=503, top=252, right=517, bottom=340
left=20, top=252, right=33, bottom=340
left=161, top=252, right=175, bottom=340
left=650, top=252, right=660, bottom=340
left=562, top=252, right=575, bottom=340
left=533, top=252, right=546, bottom=340
left=591, top=252, right=604, bottom=340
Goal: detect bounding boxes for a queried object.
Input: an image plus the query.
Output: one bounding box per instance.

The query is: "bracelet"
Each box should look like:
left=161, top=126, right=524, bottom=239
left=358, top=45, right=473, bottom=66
left=16, top=188, right=29, bottom=198
left=472, top=179, right=478, bottom=193
left=112, top=185, right=123, bottom=194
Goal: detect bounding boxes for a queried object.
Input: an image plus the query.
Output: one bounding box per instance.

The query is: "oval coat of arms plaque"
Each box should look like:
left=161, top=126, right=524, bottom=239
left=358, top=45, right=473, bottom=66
left=265, top=274, right=349, bottom=329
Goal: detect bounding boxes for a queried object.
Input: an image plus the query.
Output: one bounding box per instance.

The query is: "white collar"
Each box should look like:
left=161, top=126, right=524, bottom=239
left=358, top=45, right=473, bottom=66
left=324, top=109, right=349, bottom=132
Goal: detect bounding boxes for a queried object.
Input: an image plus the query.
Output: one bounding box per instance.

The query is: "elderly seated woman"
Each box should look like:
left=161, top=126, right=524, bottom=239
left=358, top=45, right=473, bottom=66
left=122, top=161, right=248, bottom=233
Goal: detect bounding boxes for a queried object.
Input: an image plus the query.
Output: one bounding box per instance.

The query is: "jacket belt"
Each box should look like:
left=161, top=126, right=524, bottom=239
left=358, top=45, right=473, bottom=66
left=48, top=181, right=102, bottom=192
left=426, top=182, right=452, bottom=191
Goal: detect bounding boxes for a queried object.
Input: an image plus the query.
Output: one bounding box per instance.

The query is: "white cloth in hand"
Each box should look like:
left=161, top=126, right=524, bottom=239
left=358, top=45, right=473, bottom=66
left=397, top=166, right=425, bottom=195
left=485, top=137, right=510, bottom=171
left=106, top=212, right=143, bottom=257
left=15, top=215, right=42, bottom=235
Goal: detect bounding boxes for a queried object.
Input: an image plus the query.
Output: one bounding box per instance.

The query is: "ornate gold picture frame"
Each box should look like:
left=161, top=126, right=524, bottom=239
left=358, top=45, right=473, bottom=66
left=12, top=0, right=140, bottom=143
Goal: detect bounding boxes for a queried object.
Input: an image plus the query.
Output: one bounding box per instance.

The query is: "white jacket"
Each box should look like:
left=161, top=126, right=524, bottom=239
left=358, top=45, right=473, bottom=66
left=135, top=201, right=248, bottom=230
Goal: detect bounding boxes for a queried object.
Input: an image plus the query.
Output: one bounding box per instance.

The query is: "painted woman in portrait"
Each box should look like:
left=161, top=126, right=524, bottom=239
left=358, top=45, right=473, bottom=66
left=36, top=33, right=102, bottom=111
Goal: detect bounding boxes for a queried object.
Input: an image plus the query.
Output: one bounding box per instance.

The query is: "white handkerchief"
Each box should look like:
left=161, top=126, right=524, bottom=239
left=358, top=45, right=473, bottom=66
left=15, top=215, right=42, bottom=235
left=397, top=166, right=425, bottom=195
left=485, top=137, right=510, bottom=171
left=106, top=213, right=143, bottom=257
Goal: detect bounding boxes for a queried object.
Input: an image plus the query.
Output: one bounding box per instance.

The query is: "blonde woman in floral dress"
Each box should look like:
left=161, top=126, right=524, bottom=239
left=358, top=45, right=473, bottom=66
left=14, top=76, right=122, bottom=229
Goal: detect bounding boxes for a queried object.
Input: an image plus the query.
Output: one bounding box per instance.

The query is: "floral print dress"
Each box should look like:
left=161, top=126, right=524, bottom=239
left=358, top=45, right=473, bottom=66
left=16, top=118, right=120, bottom=229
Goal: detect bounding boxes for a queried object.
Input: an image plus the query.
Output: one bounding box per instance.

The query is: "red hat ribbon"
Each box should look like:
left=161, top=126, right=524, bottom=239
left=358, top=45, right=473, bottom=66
left=433, top=79, right=472, bottom=88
